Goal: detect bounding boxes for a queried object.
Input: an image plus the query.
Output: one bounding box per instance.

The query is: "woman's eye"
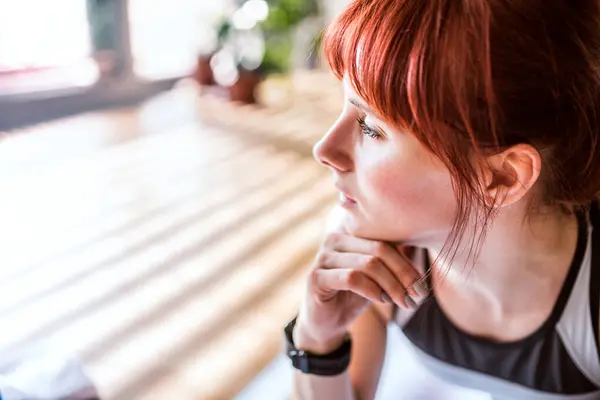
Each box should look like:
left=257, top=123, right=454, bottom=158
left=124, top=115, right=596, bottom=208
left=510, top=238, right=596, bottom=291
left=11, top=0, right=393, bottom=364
left=357, top=117, right=382, bottom=139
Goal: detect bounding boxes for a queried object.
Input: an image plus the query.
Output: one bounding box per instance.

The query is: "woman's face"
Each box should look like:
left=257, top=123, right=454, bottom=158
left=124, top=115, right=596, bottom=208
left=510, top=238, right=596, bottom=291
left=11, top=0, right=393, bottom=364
left=314, top=80, right=458, bottom=248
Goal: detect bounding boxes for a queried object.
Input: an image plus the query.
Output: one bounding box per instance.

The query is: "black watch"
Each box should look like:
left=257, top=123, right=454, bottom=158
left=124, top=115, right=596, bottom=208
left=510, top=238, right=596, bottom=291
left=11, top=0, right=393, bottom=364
left=284, top=316, right=352, bottom=376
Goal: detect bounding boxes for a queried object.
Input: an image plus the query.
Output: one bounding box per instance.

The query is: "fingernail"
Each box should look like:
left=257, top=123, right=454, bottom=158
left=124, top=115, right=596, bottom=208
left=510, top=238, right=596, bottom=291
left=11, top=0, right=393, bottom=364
left=404, top=293, right=417, bottom=309
left=413, top=280, right=429, bottom=298
left=380, top=292, right=393, bottom=303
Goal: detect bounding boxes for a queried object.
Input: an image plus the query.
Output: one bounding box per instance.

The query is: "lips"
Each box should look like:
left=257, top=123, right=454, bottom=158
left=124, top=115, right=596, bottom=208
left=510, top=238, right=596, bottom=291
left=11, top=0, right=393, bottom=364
left=339, top=191, right=356, bottom=202
left=338, top=191, right=357, bottom=208
left=335, top=183, right=354, bottom=199
left=335, top=183, right=358, bottom=207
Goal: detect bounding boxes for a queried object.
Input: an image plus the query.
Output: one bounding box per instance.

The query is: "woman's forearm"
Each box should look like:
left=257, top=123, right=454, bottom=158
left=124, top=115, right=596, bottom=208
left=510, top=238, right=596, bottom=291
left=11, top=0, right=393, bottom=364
left=293, top=370, right=356, bottom=400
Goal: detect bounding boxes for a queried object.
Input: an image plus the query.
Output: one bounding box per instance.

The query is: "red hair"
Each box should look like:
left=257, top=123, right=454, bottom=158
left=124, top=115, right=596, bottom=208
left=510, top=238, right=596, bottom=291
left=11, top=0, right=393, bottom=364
left=323, top=0, right=600, bottom=260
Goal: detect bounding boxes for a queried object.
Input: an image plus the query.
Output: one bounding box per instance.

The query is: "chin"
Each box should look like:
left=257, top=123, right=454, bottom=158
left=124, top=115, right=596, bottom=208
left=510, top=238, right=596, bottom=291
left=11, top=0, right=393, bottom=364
left=341, top=213, right=399, bottom=241
left=345, top=215, right=432, bottom=250
left=331, top=205, right=425, bottom=245
left=328, top=207, right=370, bottom=237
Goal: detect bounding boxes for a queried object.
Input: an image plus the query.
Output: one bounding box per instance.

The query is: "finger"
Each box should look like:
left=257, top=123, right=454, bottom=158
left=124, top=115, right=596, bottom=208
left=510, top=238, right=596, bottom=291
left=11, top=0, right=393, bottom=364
left=325, top=235, right=423, bottom=297
left=319, top=251, right=411, bottom=308
left=371, top=242, right=423, bottom=297
left=313, top=268, right=384, bottom=304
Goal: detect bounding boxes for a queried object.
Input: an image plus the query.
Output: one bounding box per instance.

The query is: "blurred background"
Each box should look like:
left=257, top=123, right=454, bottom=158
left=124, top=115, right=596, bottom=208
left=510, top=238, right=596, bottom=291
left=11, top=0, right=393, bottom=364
left=0, top=0, right=349, bottom=399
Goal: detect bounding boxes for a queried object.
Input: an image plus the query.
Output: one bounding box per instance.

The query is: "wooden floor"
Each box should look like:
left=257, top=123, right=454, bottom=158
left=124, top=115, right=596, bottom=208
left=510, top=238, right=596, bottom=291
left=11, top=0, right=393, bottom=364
left=0, top=74, right=342, bottom=399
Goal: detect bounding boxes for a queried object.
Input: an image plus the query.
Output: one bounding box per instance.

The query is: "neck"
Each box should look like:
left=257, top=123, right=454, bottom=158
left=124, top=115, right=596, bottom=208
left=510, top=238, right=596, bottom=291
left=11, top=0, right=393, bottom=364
left=429, top=205, right=580, bottom=314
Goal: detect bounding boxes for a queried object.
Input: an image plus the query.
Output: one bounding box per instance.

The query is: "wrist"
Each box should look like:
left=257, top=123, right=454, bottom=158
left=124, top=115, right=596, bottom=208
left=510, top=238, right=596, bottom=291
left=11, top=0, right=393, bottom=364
left=285, top=316, right=353, bottom=376
left=293, top=319, right=348, bottom=356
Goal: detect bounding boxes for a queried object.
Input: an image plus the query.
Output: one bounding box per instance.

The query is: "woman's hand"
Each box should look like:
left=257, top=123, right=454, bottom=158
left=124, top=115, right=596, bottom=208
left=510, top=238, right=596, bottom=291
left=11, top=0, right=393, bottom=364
left=293, top=215, right=423, bottom=355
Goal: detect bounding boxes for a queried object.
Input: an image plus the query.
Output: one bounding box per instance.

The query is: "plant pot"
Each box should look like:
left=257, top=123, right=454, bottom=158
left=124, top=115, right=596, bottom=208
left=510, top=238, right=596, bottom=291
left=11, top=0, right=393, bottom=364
left=229, top=69, right=263, bottom=104
left=195, top=55, right=215, bottom=86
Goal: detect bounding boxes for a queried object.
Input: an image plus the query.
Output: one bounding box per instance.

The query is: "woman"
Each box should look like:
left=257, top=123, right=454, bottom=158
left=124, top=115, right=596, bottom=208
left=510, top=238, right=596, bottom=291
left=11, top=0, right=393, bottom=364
left=283, top=0, right=600, bottom=399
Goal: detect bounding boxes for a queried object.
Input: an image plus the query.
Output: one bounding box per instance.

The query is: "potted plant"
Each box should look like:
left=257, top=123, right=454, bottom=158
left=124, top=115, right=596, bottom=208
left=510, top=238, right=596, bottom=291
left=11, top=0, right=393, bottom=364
left=203, top=0, right=320, bottom=103
left=260, top=0, right=321, bottom=71
left=195, top=18, right=233, bottom=86
left=195, top=53, right=216, bottom=86
left=208, top=22, right=267, bottom=102
left=229, top=25, right=294, bottom=103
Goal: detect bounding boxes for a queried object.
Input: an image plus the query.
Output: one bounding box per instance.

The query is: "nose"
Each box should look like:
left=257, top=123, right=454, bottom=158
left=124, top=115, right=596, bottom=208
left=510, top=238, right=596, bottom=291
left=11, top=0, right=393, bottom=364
left=313, top=119, right=353, bottom=173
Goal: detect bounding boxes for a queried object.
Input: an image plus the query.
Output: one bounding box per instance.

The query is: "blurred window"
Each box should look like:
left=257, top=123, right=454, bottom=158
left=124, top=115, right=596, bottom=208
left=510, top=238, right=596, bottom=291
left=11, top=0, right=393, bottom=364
left=0, top=0, right=98, bottom=94
left=129, top=0, right=233, bottom=80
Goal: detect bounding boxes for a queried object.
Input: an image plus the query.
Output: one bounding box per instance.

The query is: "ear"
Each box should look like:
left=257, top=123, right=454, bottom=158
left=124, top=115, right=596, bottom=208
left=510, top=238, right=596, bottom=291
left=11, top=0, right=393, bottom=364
left=480, top=144, right=542, bottom=208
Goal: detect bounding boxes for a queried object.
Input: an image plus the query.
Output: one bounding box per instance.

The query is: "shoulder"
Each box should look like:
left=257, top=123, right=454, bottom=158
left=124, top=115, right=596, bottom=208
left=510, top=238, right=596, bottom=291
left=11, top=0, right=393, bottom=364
left=586, top=201, right=600, bottom=362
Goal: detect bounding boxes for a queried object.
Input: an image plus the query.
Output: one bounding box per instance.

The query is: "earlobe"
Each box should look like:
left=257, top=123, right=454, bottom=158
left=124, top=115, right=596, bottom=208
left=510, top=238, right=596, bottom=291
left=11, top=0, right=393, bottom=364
left=483, top=144, right=541, bottom=208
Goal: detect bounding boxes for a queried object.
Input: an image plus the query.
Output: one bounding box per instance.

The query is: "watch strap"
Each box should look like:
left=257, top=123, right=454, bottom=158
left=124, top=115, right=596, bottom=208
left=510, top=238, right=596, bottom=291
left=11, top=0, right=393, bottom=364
left=284, top=316, right=351, bottom=376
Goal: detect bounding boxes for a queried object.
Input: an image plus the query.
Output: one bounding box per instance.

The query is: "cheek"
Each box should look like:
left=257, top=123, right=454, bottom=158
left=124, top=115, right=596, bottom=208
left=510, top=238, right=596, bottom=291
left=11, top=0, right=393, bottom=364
left=361, top=142, right=448, bottom=205
left=358, top=148, right=457, bottom=238
left=366, top=159, right=439, bottom=209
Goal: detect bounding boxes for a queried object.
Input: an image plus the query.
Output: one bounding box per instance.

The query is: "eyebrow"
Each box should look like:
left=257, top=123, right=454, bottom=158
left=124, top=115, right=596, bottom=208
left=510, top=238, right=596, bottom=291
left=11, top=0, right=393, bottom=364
left=348, top=98, right=376, bottom=115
